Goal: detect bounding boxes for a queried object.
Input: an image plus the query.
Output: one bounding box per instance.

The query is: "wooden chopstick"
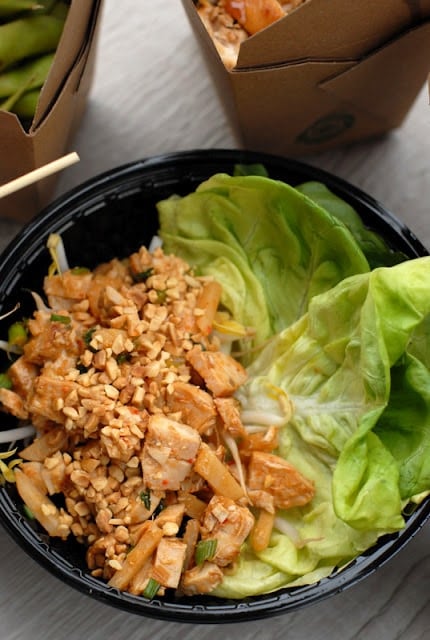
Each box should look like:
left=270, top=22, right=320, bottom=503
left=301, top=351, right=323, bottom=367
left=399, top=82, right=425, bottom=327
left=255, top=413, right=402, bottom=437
left=0, top=151, right=80, bottom=199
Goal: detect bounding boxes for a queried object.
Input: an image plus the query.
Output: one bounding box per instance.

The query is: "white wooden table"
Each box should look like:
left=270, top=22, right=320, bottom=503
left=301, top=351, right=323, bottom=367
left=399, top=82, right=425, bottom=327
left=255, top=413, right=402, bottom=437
left=0, top=3, right=430, bottom=638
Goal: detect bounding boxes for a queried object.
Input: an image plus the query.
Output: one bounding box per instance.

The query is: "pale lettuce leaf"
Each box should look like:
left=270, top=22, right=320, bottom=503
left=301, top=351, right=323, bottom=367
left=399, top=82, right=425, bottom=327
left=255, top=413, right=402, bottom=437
left=216, top=257, right=430, bottom=597
left=157, top=173, right=369, bottom=346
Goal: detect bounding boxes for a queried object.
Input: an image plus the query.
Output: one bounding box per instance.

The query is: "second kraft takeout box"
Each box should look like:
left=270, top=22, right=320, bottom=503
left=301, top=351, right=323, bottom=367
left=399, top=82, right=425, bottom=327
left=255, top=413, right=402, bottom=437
left=182, top=0, right=430, bottom=156
left=0, top=0, right=103, bottom=222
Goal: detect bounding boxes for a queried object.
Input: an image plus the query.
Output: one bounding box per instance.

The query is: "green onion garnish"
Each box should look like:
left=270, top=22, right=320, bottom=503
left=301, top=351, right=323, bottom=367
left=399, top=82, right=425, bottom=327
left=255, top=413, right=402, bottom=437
left=140, top=490, right=151, bottom=510
left=116, top=352, right=131, bottom=365
left=195, top=538, right=217, bottom=565
left=8, top=321, right=27, bottom=347
left=83, top=327, right=96, bottom=345
left=23, top=504, right=35, bottom=519
left=50, top=313, right=71, bottom=324
left=133, top=268, right=154, bottom=283
left=143, top=578, right=160, bottom=600
left=71, top=266, right=90, bottom=275
left=0, top=373, right=12, bottom=389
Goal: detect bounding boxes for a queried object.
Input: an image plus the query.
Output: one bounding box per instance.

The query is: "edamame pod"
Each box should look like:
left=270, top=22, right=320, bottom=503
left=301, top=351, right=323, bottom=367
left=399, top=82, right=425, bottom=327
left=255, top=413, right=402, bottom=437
left=0, top=1, right=43, bottom=19
left=0, top=52, right=54, bottom=98
left=0, top=13, right=66, bottom=72
left=5, top=88, right=39, bottom=119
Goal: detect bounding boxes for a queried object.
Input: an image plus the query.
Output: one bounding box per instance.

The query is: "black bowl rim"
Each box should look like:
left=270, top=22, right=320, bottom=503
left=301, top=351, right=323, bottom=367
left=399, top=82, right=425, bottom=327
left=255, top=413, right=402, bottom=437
left=0, top=148, right=428, bottom=624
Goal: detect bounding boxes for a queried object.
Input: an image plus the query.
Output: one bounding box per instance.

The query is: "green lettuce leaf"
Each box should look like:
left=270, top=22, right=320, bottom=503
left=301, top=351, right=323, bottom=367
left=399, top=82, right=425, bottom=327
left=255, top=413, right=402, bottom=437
left=215, top=257, right=430, bottom=597
left=157, top=173, right=369, bottom=347
left=296, top=181, right=407, bottom=268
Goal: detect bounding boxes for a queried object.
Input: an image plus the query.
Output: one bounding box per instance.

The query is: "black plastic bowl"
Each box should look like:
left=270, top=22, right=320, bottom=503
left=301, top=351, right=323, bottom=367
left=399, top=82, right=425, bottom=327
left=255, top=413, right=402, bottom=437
left=0, top=149, right=429, bottom=623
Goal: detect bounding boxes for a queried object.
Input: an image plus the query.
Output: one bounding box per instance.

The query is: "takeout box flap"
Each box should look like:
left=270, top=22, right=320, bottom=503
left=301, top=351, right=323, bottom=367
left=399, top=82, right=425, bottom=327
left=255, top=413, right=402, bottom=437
left=33, top=0, right=102, bottom=129
left=235, top=0, right=430, bottom=68
left=319, top=19, right=430, bottom=129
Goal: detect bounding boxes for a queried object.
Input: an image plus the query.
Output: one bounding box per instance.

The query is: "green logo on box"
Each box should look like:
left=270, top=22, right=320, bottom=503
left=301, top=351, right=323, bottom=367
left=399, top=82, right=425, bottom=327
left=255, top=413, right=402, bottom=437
left=297, top=112, right=355, bottom=144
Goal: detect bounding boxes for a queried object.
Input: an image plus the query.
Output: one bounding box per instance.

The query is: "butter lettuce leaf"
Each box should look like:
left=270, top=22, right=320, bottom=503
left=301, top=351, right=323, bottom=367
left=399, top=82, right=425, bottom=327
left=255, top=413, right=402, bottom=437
left=215, top=257, right=430, bottom=597
left=157, top=173, right=369, bottom=346
left=296, top=181, right=407, bottom=268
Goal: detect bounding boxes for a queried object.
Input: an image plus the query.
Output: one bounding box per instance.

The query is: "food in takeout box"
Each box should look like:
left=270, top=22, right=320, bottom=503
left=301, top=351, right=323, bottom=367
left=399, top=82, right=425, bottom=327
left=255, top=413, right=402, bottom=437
left=196, top=0, right=306, bottom=69
left=0, top=0, right=103, bottom=222
left=184, top=0, right=430, bottom=155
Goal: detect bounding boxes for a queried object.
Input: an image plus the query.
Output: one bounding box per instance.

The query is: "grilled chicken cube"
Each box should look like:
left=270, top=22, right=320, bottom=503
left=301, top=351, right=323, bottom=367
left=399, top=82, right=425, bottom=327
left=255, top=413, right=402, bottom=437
left=141, top=414, right=201, bottom=491
left=0, top=388, right=28, bottom=419
left=7, top=356, right=38, bottom=397
left=166, top=381, right=217, bottom=435
left=27, top=377, right=78, bottom=423
left=247, top=451, right=315, bottom=509
left=180, top=561, right=224, bottom=595
left=44, top=271, right=93, bottom=308
left=151, top=537, right=187, bottom=589
left=214, top=396, right=246, bottom=438
left=186, top=345, right=247, bottom=397
left=201, top=495, right=254, bottom=567
left=24, top=311, right=79, bottom=366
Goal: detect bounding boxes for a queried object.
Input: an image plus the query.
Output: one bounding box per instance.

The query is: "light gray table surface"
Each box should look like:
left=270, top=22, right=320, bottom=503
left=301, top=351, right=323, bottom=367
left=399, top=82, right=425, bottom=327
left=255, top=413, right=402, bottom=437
left=0, top=2, right=430, bottom=639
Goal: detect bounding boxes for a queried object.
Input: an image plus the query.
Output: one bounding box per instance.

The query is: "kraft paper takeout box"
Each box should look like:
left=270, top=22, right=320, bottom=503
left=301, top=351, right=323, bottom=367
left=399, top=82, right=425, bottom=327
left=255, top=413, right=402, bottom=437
left=0, top=0, right=103, bottom=222
left=182, top=0, right=430, bottom=157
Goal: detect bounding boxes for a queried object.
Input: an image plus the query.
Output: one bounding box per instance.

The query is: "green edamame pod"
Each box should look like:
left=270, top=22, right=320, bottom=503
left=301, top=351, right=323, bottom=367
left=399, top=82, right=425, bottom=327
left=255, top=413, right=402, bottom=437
left=0, top=13, right=66, bottom=72
left=6, top=88, right=39, bottom=119
left=0, top=1, right=43, bottom=19
left=0, top=52, right=54, bottom=98
left=49, top=0, right=69, bottom=21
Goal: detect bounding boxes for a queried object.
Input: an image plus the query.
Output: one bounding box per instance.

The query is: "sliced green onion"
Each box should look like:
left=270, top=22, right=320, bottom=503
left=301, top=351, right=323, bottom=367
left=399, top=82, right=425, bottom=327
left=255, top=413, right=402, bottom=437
left=195, top=538, right=217, bottom=565
left=71, top=266, right=90, bottom=275
left=8, top=321, right=27, bottom=347
left=133, top=268, right=153, bottom=283
left=140, top=489, right=151, bottom=510
left=143, top=577, right=160, bottom=599
left=116, top=352, right=130, bottom=365
left=50, top=313, right=71, bottom=324
left=83, top=327, right=96, bottom=345
left=0, top=373, right=12, bottom=389
left=23, top=504, right=35, bottom=519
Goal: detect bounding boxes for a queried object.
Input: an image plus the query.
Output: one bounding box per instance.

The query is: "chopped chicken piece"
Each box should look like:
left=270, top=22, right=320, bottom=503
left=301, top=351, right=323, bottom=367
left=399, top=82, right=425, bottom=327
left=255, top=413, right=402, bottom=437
left=247, top=489, right=275, bottom=514
left=20, top=427, right=68, bottom=462
left=181, top=561, right=224, bottom=595
left=152, top=537, right=187, bottom=589
left=44, top=271, right=93, bottom=308
left=223, top=0, right=285, bottom=35
left=186, top=345, right=247, bottom=397
left=24, top=311, right=80, bottom=367
left=214, top=396, right=246, bottom=438
left=27, top=377, right=78, bottom=423
left=201, top=495, right=254, bottom=567
left=166, top=381, right=217, bottom=435
left=154, top=502, right=186, bottom=533
left=247, top=451, right=315, bottom=509
left=0, top=387, right=28, bottom=419
left=141, top=414, right=201, bottom=491
left=7, top=356, right=38, bottom=397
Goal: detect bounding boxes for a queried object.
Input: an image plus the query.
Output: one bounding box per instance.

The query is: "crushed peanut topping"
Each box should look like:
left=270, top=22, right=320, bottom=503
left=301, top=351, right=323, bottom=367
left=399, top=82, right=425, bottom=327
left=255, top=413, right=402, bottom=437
left=4, top=244, right=313, bottom=598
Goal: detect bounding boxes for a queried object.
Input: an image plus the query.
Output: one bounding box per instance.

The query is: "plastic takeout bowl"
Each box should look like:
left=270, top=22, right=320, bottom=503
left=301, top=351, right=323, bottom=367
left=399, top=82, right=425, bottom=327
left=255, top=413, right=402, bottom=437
left=0, top=149, right=429, bottom=623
